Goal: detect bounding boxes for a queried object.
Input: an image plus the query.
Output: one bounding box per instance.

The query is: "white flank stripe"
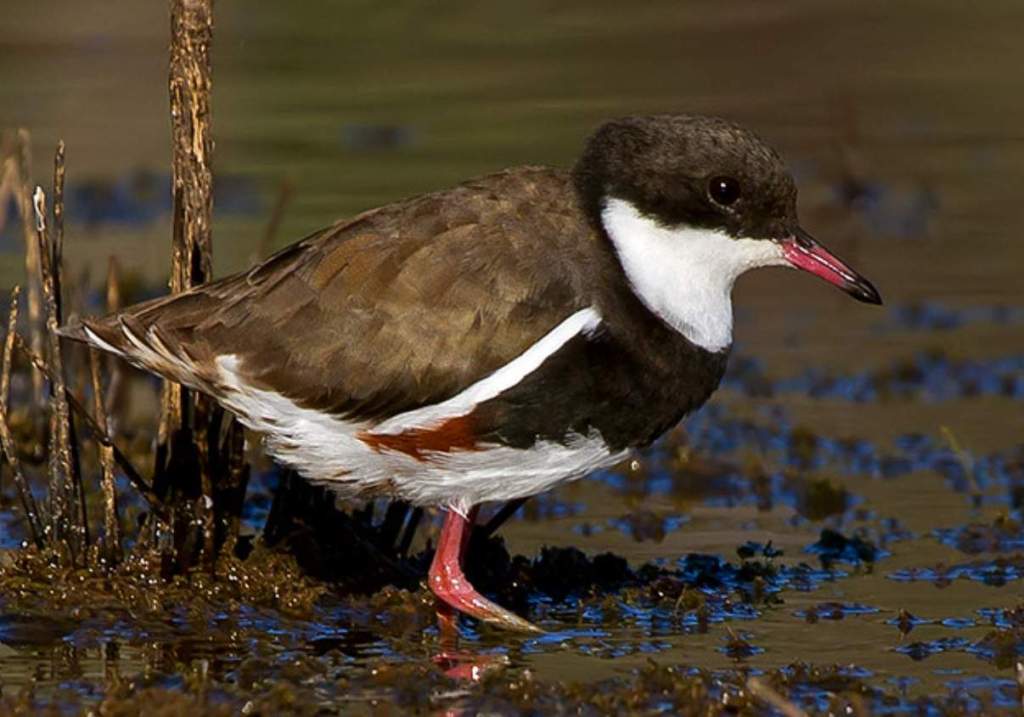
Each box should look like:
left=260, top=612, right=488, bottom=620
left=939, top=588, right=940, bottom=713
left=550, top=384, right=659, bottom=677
left=601, top=198, right=787, bottom=352
left=373, top=306, right=602, bottom=434
left=214, top=352, right=626, bottom=509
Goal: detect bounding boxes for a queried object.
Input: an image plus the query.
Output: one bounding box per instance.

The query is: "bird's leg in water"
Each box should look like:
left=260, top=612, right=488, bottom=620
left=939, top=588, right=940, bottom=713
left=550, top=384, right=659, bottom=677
left=429, top=505, right=542, bottom=636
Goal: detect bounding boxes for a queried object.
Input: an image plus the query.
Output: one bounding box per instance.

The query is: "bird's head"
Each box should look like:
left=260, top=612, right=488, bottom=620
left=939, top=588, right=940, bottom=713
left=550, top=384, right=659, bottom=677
left=573, top=114, right=881, bottom=307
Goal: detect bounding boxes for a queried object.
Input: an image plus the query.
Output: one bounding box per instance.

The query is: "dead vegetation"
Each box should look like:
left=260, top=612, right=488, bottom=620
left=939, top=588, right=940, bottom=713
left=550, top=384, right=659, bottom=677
left=0, top=0, right=252, bottom=577
left=0, top=0, right=438, bottom=609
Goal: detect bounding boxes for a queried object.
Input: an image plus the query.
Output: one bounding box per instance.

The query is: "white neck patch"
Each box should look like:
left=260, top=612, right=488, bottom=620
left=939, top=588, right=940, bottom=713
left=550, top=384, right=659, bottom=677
left=601, top=197, right=787, bottom=352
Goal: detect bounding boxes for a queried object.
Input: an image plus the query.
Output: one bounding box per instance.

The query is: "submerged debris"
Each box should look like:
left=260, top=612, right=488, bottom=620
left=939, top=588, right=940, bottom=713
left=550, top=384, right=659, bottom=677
left=805, top=529, right=879, bottom=569
left=0, top=651, right=1013, bottom=715
left=889, top=555, right=1024, bottom=587
left=934, top=515, right=1024, bottom=554
left=724, top=350, right=1024, bottom=403
left=0, top=541, right=326, bottom=618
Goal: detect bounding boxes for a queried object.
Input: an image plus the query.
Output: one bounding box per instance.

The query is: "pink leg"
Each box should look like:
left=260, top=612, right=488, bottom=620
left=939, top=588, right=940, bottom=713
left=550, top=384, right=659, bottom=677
left=429, top=507, right=542, bottom=634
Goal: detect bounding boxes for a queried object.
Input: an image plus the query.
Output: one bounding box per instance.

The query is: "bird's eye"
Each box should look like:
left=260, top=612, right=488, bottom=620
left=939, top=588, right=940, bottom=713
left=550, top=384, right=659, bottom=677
left=708, top=176, right=741, bottom=206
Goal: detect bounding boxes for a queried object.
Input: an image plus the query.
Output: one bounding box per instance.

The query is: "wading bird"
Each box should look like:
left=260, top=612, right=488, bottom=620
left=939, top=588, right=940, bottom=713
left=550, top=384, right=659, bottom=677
left=62, top=114, right=881, bottom=634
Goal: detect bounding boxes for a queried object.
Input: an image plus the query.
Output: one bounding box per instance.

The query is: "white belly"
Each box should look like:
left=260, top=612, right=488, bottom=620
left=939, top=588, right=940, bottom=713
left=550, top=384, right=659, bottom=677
left=214, top=355, right=628, bottom=513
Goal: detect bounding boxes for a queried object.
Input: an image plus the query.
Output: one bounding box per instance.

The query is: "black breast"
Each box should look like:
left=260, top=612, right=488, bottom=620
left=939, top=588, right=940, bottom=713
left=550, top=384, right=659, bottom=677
left=470, top=308, right=729, bottom=452
left=447, top=172, right=730, bottom=453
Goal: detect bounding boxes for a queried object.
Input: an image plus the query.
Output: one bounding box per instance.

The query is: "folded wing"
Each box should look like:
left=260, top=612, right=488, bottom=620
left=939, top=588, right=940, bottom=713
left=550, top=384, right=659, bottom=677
left=61, top=168, right=597, bottom=423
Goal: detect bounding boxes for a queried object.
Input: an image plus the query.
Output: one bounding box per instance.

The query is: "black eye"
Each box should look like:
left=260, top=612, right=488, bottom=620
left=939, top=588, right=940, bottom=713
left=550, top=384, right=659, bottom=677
left=708, top=176, right=741, bottom=206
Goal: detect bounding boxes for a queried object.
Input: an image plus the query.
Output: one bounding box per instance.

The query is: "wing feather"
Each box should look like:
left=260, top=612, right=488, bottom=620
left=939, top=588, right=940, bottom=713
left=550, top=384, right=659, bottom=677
left=61, top=167, right=600, bottom=422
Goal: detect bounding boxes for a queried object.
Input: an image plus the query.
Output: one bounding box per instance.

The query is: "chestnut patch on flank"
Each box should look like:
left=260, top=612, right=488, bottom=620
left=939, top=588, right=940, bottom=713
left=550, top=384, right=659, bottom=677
left=359, top=414, right=481, bottom=461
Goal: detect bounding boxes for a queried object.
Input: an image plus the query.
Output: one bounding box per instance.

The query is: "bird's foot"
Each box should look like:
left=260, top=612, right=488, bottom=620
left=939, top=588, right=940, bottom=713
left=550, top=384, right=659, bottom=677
left=432, top=573, right=543, bottom=634
left=429, top=507, right=544, bottom=635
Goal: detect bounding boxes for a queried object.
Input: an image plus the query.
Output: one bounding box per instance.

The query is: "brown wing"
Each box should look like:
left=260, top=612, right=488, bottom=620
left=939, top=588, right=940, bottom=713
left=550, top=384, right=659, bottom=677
left=63, top=167, right=602, bottom=421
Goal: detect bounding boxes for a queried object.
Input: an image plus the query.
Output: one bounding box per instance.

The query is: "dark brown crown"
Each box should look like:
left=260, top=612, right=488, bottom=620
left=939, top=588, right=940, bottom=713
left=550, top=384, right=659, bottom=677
left=572, top=114, right=798, bottom=240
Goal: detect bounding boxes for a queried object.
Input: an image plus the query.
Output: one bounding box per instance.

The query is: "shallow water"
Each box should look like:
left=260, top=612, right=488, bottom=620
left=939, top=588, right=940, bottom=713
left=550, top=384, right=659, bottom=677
left=1, top=1, right=1023, bottom=713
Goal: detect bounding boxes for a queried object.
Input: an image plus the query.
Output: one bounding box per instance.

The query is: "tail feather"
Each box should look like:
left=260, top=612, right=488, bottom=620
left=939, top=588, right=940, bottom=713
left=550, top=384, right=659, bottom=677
left=57, top=290, right=221, bottom=392
left=57, top=316, right=130, bottom=358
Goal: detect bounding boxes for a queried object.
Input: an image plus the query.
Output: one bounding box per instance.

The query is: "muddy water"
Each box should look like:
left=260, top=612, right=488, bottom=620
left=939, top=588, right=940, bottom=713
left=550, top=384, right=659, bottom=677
left=2, top=0, right=1024, bottom=713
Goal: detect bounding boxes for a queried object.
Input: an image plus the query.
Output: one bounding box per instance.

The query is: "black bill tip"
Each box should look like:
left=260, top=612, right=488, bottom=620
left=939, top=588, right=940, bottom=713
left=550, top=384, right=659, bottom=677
left=849, top=276, right=883, bottom=305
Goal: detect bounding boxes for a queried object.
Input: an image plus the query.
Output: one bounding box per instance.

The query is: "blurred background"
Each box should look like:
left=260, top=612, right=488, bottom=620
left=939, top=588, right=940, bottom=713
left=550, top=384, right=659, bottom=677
left=2, top=0, right=1024, bottom=709
left=2, top=1, right=1019, bottom=303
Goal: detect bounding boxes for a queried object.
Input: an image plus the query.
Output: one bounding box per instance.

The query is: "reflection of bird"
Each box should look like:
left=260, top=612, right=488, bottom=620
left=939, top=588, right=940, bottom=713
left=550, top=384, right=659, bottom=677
left=61, top=114, right=881, bottom=634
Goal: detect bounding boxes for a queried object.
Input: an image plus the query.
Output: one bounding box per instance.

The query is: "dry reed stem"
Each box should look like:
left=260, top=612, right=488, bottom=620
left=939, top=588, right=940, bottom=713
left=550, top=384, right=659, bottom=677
left=160, top=0, right=215, bottom=454
left=35, top=155, right=88, bottom=553
left=169, top=0, right=215, bottom=293
left=33, top=187, right=74, bottom=547
left=219, top=422, right=248, bottom=556
left=52, top=143, right=66, bottom=287
left=746, top=677, right=808, bottom=717
left=13, top=334, right=168, bottom=524
left=0, top=133, right=15, bottom=236
left=377, top=501, right=410, bottom=552
left=193, top=397, right=216, bottom=567
left=89, top=347, right=122, bottom=563
left=13, top=131, right=45, bottom=408
left=105, top=256, right=122, bottom=313
left=103, top=257, right=125, bottom=419
left=0, top=289, right=18, bottom=417
left=0, top=287, right=45, bottom=547
left=159, top=0, right=224, bottom=567
left=396, top=507, right=423, bottom=558
left=51, top=143, right=89, bottom=548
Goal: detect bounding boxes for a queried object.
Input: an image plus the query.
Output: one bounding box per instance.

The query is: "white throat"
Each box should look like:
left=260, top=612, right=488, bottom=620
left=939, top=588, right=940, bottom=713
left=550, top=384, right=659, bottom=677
left=601, top=198, right=786, bottom=352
